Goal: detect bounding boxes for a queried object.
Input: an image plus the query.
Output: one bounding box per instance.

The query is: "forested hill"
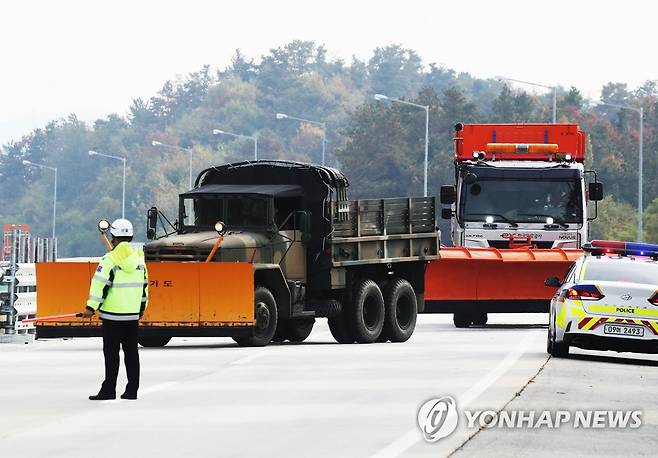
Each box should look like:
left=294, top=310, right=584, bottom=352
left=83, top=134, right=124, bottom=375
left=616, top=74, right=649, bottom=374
left=1, top=41, right=656, bottom=256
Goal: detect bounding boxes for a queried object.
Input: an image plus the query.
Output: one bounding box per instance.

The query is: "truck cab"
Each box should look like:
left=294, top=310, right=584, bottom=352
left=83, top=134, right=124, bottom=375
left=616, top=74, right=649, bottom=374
left=441, top=123, right=603, bottom=249
left=144, top=160, right=439, bottom=346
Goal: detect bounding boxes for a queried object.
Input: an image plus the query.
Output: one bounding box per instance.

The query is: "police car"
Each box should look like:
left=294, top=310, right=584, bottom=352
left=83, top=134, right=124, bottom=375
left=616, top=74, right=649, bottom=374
left=547, top=240, right=658, bottom=357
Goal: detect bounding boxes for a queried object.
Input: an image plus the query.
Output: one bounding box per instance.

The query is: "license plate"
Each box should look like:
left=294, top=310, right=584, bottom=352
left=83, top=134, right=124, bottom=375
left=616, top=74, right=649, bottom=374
left=603, top=323, right=644, bottom=337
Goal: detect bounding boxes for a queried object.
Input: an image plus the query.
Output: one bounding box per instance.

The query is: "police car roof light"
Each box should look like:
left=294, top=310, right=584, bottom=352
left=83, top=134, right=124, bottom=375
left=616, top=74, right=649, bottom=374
left=585, top=240, right=658, bottom=258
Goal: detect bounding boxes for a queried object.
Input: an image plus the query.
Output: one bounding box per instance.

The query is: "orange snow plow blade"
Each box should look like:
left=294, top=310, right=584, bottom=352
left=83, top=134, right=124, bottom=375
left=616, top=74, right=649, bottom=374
left=34, top=262, right=254, bottom=334
left=424, top=248, right=583, bottom=313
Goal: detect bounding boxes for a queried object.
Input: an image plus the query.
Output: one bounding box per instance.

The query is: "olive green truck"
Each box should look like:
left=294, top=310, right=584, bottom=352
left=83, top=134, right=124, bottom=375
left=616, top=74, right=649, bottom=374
left=143, top=160, right=439, bottom=346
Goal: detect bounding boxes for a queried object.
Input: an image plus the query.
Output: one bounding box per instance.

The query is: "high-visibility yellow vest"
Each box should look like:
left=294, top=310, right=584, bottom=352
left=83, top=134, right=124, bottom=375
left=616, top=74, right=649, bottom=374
left=86, top=242, right=148, bottom=321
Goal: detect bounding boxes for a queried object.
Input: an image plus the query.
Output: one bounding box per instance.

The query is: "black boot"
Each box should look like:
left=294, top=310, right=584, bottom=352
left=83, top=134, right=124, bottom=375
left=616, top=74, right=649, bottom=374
left=89, top=392, right=116, bottom=401
left=120, top=392, right=137, bottom=400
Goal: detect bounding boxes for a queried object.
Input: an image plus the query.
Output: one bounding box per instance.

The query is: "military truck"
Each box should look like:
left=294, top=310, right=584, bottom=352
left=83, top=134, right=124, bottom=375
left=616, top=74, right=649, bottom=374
left=143, top=160, right=439, bottom=346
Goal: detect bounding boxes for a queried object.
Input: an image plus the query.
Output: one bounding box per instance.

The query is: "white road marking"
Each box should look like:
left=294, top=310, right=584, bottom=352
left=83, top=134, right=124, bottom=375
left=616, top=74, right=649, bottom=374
left=370, top=331, right=539, bottom=458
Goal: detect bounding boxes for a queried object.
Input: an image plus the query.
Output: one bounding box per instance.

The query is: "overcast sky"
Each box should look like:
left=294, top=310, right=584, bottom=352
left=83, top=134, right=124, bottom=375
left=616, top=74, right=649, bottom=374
left=1, top=0, right=655, bottom=145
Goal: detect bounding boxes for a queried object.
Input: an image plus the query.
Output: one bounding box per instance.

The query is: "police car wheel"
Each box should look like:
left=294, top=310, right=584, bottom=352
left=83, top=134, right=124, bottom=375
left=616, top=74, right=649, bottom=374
left=551, top=340, right=569, bottom=357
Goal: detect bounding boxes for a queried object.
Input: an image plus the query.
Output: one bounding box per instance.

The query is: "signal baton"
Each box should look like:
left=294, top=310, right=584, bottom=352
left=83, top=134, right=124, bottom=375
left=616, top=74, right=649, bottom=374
left=20, top=313, right=84, bottom=324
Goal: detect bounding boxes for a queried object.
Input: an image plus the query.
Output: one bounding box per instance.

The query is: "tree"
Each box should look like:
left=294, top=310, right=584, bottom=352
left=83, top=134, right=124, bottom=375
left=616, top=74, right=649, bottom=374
left=590, top=196, right=637, bottom=241
left=563, top=87, right=583, bottom=110
left=367, top=45, right=423, bottom=98
left=643, top=197, right=658, bottom=243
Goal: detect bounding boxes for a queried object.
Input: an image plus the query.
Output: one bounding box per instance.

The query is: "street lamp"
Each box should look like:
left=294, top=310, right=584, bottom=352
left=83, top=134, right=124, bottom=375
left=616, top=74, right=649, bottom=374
left=497, top=76, right=557, bottom=123
left=22, top=160, right=57, bottom=239
left=594, top=100, right=644, bottom=242
left=88, top=150, right=127, bottom=219
left=151, top=140, right=194, bottom=189
left=374, top=93, right=430, bottom=197
left=275, top=112, right=327, bottom=165
left=212, top=129, right=258, bottom=161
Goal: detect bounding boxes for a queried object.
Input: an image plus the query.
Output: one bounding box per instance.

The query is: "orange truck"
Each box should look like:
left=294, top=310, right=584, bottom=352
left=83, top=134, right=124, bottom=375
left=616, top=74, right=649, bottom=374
left=35, top=161, right=439, bottom=346
left=424, top=123, right=604, bottom=327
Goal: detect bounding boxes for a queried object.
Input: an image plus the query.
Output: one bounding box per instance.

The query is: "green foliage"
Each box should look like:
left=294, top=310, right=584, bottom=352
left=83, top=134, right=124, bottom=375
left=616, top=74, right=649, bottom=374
left=590, top=196, right=637, bottom=241
left=1, top=40, right=656, bottom=255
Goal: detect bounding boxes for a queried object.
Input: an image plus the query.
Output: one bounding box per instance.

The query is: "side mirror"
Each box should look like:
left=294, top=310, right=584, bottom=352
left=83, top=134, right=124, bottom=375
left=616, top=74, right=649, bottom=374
left=146, top=207, right=158, bottom=240
left=296, top=211, right=312, bottom=233
left=440, top=185, right=456, bottom=205
left=544, top=276, right=562, bottom=288
left=588, top=182, right=603, bottom=201
left=441, top=208, right=453, bottom=220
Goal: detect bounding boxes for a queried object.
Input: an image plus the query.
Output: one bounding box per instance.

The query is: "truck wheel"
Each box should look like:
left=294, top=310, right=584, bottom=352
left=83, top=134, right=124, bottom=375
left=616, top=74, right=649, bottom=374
left=234, top=286, right=278, bottom=347
left=138, top=336, right=171, bottom=347
left=382, top=278, right=417, bottom=342
left=287, top=318, right=315, bottom=342
left=453, top=313, right=472, bottom=328
left=328, top=313, right=355, bottom=344
left=273, top=320, right=288, bottom=342
left=350, top=279, right=385, bottom=343
left=472, top=312, right=488, bottom=326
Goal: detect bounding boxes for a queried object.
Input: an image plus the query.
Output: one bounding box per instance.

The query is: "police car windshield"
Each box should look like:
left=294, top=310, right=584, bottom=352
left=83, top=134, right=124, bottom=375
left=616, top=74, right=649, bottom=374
left=462, top=179, right=582, bottom=224
left=181, top=194, right=268, bottom=230
left=582, top=259, right=658, bottom=284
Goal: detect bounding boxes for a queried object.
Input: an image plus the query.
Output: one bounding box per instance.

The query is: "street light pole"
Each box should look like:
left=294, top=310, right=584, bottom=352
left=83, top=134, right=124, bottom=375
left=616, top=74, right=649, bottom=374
left=88, top=150, right=127, bottom=219
left=151, top=141, right=194, bottom=189
left=212, top=129, right=259, bottom=161
left=594, top=101, right=644, bottom=242
left=374, top=94, right=430, bottom=197
left=22, top=160, right=57, bottom=238
left=497, top=76, right=557, bottom=123
left=275, top=113, right=327, bottom=165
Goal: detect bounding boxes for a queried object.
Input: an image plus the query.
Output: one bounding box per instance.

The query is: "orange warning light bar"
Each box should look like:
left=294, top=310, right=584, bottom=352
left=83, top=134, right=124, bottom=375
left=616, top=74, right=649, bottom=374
left=485, top=143, right=559, bottom=154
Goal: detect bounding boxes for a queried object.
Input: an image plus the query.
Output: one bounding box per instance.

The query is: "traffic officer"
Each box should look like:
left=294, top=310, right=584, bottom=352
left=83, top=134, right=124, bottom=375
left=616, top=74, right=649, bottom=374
left=82, top=219, right=148, bottom=400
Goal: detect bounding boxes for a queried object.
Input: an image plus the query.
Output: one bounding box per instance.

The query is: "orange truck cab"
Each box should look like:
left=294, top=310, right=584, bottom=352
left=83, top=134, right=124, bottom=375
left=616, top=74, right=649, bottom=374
left=424, top=123, right=604, bottom=327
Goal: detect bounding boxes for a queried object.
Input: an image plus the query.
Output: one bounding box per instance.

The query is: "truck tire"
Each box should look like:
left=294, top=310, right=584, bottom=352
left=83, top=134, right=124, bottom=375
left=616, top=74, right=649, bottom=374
left=328, top=313, right=355, bottom=344
left=453, top=312, right=472, bottom=328
left=273, top=320, right=288, bottom=342
left=287, top=318, right=315, bottom=342
left=382, top=278, right=417, bottom=342
left=349, top=279, right=385, bottom=343
left=472, top=312, right=488, bottom=326
left=234, top=286, right=278, bottom=347
left=138, top=336, right=171, bottom=348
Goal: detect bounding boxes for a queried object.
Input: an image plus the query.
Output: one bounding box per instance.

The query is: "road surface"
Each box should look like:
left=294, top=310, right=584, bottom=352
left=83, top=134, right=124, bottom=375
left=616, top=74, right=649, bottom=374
left=1, top=314, right=656, bottom=457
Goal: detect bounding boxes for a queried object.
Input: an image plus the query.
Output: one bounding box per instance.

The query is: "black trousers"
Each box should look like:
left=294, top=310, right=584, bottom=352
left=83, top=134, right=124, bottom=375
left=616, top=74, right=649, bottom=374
left=100, top=319, right=140, bottom=395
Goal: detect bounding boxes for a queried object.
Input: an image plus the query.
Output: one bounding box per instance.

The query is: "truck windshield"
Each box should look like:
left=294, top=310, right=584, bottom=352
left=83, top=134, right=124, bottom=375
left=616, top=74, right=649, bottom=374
left=181, top=195, right=268, bottom=230
left=461, top=179, right=583, bottom=224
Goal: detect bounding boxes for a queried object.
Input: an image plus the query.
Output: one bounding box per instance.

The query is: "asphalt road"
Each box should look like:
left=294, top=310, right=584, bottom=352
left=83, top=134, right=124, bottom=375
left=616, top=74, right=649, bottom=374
left=0, top=313, right=655, bottom=457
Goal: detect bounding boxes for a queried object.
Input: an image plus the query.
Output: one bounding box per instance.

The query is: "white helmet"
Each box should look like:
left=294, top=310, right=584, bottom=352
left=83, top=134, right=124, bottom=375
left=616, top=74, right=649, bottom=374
left=110, top=219, right=134, bottom=237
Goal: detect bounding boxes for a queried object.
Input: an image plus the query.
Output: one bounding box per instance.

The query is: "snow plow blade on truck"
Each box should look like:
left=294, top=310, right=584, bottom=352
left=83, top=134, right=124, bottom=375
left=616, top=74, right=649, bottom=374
left=424, top=247, right=582, bottom=317
left=35, top=261, right=255, bottom=342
